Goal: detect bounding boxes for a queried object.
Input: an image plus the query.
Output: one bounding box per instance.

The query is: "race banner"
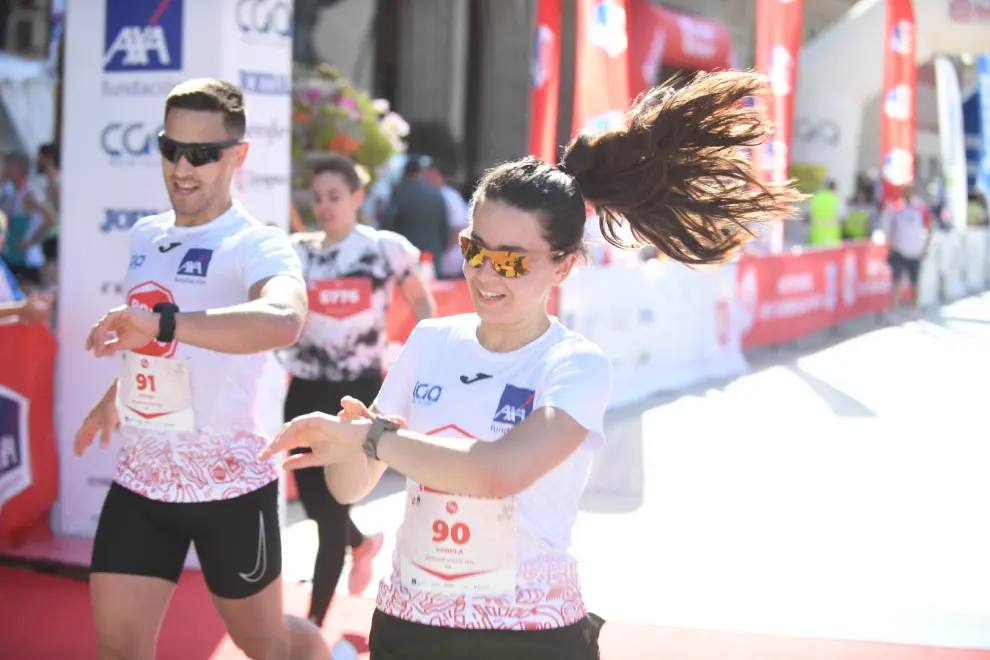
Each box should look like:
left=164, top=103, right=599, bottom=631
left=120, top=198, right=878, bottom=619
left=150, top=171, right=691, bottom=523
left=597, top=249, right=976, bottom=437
left=879, top=0, right=917, bottom=204
left=933, top=55, right=967, bottom=228
left=736, top=242, right=892, bottom=349
left=573, top=0, right=630, bottom=138
left=529, top=0, right=561, bottom=163
left=754, top=0, right=803, bottom=252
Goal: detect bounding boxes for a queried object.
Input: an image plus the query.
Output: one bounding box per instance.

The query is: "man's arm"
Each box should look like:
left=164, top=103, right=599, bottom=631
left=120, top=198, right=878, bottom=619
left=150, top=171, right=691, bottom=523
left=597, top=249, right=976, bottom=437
left=398, top=272, right=436, bottom=321
left=171, top=274, right=307, bottom=354
left=22, top=191, right=56, bottom=247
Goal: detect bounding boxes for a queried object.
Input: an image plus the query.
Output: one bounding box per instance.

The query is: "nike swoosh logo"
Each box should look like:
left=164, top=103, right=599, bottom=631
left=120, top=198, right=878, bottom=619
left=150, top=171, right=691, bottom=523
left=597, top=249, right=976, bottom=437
left=158, top=242, right=181, bottom=253
left=239, top=511, right=267, bottom=583
left=460, top=373, right=493, bottom=385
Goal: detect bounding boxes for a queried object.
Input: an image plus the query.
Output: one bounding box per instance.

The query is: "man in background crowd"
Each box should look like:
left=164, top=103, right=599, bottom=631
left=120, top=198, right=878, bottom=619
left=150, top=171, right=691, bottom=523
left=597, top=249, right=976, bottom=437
left=0, top=209, right=51, bottom=323
left=381, top=154, right=448, bottom=269
left=808, top=179, right=843, bottom=246
left=882, top=183, right=930, bottom=320
left=0, top=152, right=55, bottom=289
left=36, top=142, right=61, bottom=288
left=843, top=187, right=876, bottom=240
left=421, top=160, right=469, bottom=278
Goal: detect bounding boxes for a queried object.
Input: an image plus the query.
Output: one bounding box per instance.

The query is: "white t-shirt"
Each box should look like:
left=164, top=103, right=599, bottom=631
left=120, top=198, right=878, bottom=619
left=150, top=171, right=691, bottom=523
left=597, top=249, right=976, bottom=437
left=115, top=202, right=303, bottom=503
left=373, top=314, right=613, bottom=630
left=278, top=225, right=420, bottom=382
left=883, top=198, right=930, bottom=259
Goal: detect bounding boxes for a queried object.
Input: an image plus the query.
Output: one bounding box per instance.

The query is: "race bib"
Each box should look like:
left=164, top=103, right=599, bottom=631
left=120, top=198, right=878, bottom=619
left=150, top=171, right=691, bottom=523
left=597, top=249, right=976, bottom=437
left=307, top=277, right=372, bottom=319
left=116, top=352, right=194, bottom=431
left=400, top=483, right=517, bottom=596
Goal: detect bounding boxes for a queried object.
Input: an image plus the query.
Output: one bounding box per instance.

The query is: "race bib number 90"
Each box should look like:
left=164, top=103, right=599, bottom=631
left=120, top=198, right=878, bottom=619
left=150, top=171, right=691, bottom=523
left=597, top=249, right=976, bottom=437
left=400, top=484, right=517, bottom=596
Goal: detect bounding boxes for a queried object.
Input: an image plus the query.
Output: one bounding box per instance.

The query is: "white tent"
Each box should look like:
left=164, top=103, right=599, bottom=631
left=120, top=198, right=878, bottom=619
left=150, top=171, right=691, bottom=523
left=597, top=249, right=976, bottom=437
left=0, top=51, right=55, bottom=158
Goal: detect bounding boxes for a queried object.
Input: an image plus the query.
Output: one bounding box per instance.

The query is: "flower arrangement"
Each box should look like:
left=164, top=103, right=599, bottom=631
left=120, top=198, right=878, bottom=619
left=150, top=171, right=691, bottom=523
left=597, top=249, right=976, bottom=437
left=291, top=64, right=409, bottom=189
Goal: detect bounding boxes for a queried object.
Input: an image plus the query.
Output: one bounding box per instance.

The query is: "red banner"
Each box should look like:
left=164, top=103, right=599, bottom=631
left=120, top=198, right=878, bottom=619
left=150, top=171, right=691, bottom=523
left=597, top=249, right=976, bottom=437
left=0, top=324, right=58, bottom=548
left=880, top=0, right=917, bottom=204
left=529, top=0, right=562, bottom=163
left=573, top=0, right=631, bottom=138
left=737, top=242, right=892, bottom=349
left=626, top=0, right=734, bottom=97
left=754, top=0, right=802, bottom=186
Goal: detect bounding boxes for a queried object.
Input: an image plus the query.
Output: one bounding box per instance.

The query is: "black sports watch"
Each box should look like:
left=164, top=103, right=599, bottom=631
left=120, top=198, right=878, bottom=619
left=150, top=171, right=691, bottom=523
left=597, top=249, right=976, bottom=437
left=152, top=302, right=180, bottom=344
left=363, top=415, right=400, bottom=461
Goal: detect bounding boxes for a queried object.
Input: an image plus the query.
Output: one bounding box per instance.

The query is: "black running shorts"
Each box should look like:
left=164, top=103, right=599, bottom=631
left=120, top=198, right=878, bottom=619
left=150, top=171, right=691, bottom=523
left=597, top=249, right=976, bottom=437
left=90, top=480, right=281, bottom=599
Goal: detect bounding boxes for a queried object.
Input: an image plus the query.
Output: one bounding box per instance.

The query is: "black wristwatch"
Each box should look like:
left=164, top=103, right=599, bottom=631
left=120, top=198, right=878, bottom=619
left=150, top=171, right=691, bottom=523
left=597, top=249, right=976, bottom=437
left=152, top=302, right=180, bottom=343
left=364, top=415, right=400, bottom=461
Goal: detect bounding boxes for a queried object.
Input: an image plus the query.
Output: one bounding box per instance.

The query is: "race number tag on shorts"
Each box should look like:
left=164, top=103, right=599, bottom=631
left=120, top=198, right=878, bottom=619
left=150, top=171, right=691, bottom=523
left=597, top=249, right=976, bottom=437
left=400, top=483, right=517, bottom=596
left=117, top=352, right=195, bottom=431
left=307, top=278, right=372, bottom=319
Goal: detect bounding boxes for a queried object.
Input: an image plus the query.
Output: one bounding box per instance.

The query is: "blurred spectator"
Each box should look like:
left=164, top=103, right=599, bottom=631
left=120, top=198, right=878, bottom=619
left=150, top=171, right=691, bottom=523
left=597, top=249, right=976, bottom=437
left=843, top=187, right=875, bottom=240
left=421, top=161, right=469, bottom=279
left=381, top=154, right=448, bottom=268
left=808, top=180, right=842, bottom=246
left=36, top=142, right=60, bottom=288
left=967, top=191, right=988, bottom=227
left=1, top=152, right=55, bottom=289
left=881, top=183, right=930, bottom=319
left=0, top=209, right=51, bottom=324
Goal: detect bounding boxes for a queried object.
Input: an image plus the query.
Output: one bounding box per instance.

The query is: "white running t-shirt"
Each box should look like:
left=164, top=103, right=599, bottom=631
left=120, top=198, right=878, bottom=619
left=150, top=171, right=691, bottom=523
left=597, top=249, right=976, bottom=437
left=373, top=314, right=613, bottom=630
left=278, top=225, right=419, bottom=382
left=115, top=202, right=303, bottom=503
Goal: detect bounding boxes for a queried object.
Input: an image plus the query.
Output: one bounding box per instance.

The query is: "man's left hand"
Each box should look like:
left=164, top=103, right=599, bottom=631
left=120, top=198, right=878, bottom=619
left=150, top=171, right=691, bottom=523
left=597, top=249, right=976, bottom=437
left=86, top=305, right=159, bottom=357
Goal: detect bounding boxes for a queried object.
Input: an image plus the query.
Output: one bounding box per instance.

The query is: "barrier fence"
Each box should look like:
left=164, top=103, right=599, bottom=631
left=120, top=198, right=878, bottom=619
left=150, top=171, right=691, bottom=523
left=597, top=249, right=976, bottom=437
left=3, top=229, right=989, bottom=542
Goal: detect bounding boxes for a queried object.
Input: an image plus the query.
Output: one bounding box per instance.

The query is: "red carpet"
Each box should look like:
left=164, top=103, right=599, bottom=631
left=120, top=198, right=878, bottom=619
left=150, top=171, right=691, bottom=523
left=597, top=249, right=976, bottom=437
left=2, top=566, right=989, bottom=659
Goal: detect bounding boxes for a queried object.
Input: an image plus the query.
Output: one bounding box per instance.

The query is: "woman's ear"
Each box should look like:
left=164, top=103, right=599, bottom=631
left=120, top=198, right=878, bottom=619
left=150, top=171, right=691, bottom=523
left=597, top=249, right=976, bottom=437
left=552, top=253, right=578, bottom=285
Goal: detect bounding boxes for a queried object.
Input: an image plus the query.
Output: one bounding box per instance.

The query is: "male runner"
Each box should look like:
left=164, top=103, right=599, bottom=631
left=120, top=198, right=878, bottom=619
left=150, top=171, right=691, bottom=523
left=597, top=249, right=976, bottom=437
left=74, top=78, right=328, bottom=660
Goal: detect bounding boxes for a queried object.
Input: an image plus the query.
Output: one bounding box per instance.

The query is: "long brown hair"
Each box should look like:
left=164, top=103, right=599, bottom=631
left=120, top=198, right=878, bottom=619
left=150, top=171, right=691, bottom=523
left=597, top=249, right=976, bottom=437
left=474, top=70, right=801, bottom=265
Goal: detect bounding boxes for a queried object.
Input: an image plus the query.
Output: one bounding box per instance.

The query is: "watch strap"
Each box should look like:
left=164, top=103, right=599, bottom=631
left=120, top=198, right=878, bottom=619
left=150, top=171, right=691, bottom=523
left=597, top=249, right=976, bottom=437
left=152, top=302, right=179, bottom=344
left=363, top=415, right=400, bottom=461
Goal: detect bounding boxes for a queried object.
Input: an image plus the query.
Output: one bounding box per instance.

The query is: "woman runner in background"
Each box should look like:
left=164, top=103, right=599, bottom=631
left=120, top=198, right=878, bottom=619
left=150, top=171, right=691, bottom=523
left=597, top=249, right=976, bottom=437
left=263, top=71, right=801, bottom=658
left=278, top=155, right=436, bottom=627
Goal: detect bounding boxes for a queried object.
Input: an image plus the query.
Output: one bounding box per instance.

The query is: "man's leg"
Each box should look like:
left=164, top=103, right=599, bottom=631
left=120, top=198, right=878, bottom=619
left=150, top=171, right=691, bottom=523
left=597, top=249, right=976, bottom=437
left=89, top=483, right=189, bottom=660
left=195, top=481, right=329, bottom=659
left=907, top=257, right=922, bottom=318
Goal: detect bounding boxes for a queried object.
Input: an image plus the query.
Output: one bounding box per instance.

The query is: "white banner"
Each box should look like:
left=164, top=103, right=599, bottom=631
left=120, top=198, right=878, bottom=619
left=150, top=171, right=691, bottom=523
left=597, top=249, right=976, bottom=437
left=558, top=262, right=748, bottom=409
left=934, top=55, right=968, bottom=230
left=57, top=0, right=293, bottom=539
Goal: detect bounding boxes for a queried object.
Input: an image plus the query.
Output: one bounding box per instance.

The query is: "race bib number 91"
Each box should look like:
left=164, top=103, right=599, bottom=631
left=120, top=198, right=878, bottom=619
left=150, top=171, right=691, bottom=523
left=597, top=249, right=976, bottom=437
left=116, top=353, right=195, bottom=432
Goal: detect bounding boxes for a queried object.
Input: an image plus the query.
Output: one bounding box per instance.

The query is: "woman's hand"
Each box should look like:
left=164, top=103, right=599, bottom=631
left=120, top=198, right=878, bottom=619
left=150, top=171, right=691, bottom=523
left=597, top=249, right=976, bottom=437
left=259, top=412, right=368, bottom=469
left=337, top=396, right=406, bottom=430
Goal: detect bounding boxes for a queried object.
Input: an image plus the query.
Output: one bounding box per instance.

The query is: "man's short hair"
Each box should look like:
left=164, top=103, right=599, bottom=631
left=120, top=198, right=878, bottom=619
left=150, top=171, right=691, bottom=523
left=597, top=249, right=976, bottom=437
left=164, top=78, right=247, bottom=139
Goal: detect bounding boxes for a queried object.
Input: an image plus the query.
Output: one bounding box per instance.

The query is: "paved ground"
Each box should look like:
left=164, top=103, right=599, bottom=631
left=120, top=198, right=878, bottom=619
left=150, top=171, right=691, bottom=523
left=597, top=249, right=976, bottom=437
left=284, top=293, right=990, bottom=651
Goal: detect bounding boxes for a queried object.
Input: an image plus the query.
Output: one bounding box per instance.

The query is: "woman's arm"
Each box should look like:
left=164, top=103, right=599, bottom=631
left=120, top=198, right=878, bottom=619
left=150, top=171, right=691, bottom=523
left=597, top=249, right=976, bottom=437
left=374, top=406, right=590, bottom=498
left=323, top=401, right=392, bottom=504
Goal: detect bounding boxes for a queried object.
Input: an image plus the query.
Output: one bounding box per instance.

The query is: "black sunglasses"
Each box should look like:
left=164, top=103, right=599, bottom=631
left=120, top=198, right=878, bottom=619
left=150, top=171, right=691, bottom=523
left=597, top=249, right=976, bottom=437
left=157, top=132, right=243, bottom=167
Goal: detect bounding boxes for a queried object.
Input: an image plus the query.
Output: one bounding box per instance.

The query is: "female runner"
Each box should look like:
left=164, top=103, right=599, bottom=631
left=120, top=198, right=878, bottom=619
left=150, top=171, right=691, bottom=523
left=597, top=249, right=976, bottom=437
left=279, top=155, right=436, bottom=627
left=261, top=72, right=801, bottom=658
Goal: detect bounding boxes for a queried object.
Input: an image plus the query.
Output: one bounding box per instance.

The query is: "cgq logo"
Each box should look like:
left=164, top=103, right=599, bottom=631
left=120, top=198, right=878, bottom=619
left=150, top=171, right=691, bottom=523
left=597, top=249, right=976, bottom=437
left=237, top=0, right=292, bottom=42
left=101, top=123, right=162, bottom=165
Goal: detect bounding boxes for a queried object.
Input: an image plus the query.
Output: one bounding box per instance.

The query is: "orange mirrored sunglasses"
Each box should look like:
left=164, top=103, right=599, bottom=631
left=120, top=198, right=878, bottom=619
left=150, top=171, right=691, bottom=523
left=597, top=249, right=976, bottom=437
left=458, top=231, right=556, bottom=278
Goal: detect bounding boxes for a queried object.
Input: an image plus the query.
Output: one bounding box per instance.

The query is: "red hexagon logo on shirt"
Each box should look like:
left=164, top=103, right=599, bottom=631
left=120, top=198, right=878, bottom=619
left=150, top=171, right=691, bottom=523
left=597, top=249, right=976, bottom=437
left=127, top=280, right=177, bottom=358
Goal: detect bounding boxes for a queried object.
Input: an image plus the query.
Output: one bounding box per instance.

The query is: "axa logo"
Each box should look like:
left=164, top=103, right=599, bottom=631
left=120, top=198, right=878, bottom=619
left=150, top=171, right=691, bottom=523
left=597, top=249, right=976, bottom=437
left=177, top=248, right=213, bottom=279
left=413, top=382, right=443, bottom=405
left=100, top=209, right=158, bottom=233
left=492, top=385, right=535, bottom=427
left=103, top=0, right=184, bottom=73
left=884, top=85, right=913, bottom=122
left=890, top=19, right=913, bottom=55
